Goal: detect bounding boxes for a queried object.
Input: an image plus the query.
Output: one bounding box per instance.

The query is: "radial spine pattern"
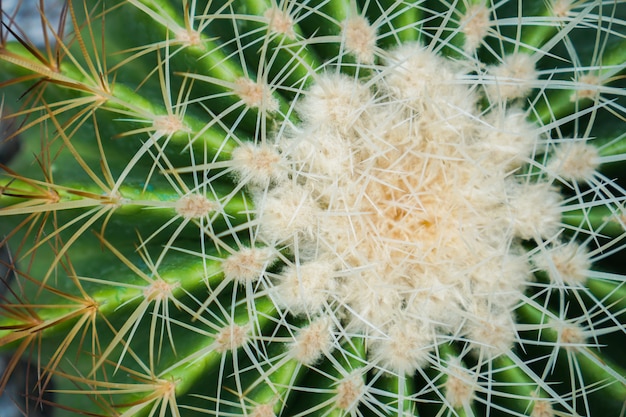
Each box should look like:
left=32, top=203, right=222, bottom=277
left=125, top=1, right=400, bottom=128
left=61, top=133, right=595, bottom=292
left=0, top=1, right=625, bottom=417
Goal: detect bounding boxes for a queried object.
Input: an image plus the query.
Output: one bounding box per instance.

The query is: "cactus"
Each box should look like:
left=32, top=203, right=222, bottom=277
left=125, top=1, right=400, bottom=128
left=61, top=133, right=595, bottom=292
left=0, top=0, right=625, bottom=416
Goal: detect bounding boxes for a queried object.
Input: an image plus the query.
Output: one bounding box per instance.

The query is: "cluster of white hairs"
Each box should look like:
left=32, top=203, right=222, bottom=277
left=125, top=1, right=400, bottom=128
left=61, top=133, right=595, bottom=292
left=230, top=42, right=583, bottom=370
left=213, top=1, right=625, bottom=414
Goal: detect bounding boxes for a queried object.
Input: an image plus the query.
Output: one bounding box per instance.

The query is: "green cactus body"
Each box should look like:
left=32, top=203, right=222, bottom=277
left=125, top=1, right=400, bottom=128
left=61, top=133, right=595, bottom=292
left=0, top=1, right=624, bottom=416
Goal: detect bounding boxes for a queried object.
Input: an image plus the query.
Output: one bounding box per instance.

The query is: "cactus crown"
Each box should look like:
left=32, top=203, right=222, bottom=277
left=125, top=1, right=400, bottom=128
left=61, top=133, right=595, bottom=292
left=0, top=1, right=625, bottom=416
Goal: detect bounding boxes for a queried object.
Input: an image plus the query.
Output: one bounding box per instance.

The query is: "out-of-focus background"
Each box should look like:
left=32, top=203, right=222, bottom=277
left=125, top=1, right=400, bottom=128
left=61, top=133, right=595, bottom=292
left=1, top=1, right=66, bottom=416
left=2, top=0, right=67, bottom=46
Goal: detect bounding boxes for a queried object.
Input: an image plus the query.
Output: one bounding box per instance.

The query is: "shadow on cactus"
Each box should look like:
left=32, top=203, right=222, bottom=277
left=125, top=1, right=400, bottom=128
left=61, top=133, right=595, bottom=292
left=0, top=0, right=625, bottom=416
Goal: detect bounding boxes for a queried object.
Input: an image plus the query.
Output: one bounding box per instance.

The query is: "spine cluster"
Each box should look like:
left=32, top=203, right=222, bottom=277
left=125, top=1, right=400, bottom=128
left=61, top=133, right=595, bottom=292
left=237, top=48, right=554, bottom=374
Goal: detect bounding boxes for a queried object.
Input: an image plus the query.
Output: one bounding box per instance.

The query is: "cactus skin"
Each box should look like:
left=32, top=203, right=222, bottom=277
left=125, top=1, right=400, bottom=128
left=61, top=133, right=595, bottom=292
left=0, top=1, right=625, bottom=416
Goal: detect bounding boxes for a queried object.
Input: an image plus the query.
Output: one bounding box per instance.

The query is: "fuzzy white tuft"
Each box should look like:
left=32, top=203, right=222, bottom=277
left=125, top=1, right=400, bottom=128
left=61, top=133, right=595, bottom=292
left=213, top=324, right=250, bottom=353
left=289, top=316, right=334, bottom=365
left=534, top=242, right=591, bottom=286
left=444, top=361, right=475, bottom=408
left=296, top=73, right=372, bottom=132
left=549, top=141, right=599, bottom=182
left=486, top=53, right=538, bottom=101
left=264, top=7, right=295, bottom=39
left=231, top=142, right=285, bottom=188
left=460, top=4, right=490, bottom=52
left=222, top=247, right=276, bottom=284
left=341, top=16, right=377, bottom=63
left=175, top=194, right=217, bottom=219
left=335, top=370, right=365, bottom=410
left=233, top=77, right=278, bottom=112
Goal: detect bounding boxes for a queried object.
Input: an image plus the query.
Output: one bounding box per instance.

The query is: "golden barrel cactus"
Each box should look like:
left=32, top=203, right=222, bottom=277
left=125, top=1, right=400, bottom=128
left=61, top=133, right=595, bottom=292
left=0, top=1, right=624, bottom=416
